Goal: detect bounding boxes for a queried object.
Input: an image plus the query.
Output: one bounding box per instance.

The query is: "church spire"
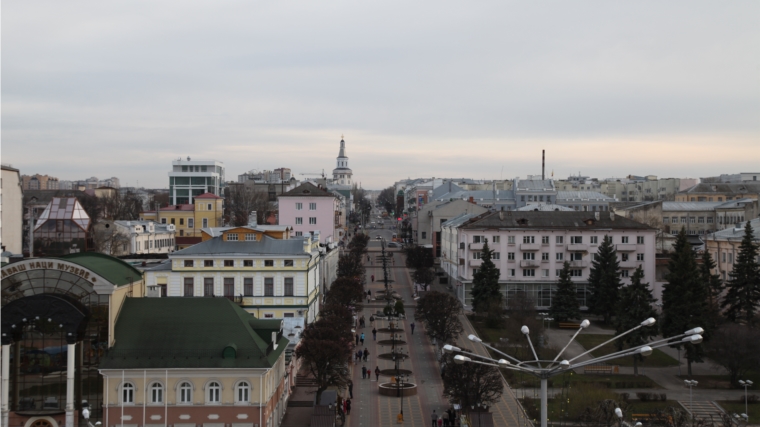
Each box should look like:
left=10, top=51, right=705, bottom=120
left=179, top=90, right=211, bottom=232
left=338, top=136, right=347, bottom=158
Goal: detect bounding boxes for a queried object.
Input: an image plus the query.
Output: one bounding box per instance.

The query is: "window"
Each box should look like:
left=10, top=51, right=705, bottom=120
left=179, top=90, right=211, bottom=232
left=473, top=252, right=482, bottom=260
left=508, top=236, right=515, bottom=244
left=204, top=260, right=214, bottom=267
left=207, top=381, right=221, bottom=403
left=244, top=278, right=253, bottom=296
left=284, top=260, right=294, bottom=267
left=295, top=231, right=303, bottom=236
left=204, top=278, right=214, bottom=296
left=542, top=269, right=549, bottom=277
left=245, top=233, right=256, bottom=241
left=228, top=233, right=239, bottom=241
left=522, top=269, right=535, bottom=277
left=236, top=382, right=250, bottom=403
left=507, top=252, right=515, bottom=260
left=184, top=260, right=194, bottom=267
left=729, top=253, right=733, bottom=264
left=555, top=269, right=561, bottom=277
left=663, top=217, right=670, bottom=224
left=224, top=259, right=234, bottom=267
left=179, top=218, right=184, bottom=225
left=296, top=202, right=303, bottom=210
left=171, top=218, right=176, bottom=225
left=284, top=278, right=294, bottom=296
left=541, top=252, right=549, bottom=261
left=637, top=253, right=644, bottom=261
left=556, top=253, right=564, bottom=261
left=522, top=253, right=535, bottom=260
left=698, top=217, right=705, bottom=223
left=265, top=278, right=274, bottom=296
left=184, top=277, right=194, bottom=296
left=207, top=203, right=212, bottom=210
left=122, top=383, right=134, bottom=404
left=556, top=236, right=564, bottom=244
left=224, top=278, right=234, bottom=298
left=284, top=313, right=295, bottom=318
left=570, top=269, right=583, bottom=277
left=244, top=260, right=253, bottom=267
left=150, top=383, right=163, bottom=404
left=492, top=236, right=500, bottom=243
left=621, top=253, right=629, bottom=262
left=421, top=232, right=427, bottom=239
left=473, top=235, right=485, bottom=243
left=161, top=218, right=167, bottom=224
left=309, top=217, right=317, bottom=225
left=188, top=218, right=194, bottom=228
left=637, top=236, right=645, bottom=244
left=509, top=269, right=516, bottom=277
left=541, top=236, right=550, bottom=244
left=689, top=217, right=695, bottom=224
left=523, top=236, right=535, bottom=244
left=265, top=260, right=274, bottom=267
left=707, top=217, right=713, bottom=224
left=681, top=217, right=687, bottom=224
left=309, top=202, right=317, bottom=210
left=264, top=313, right=274, bottom=318
left=492, top=252, right=501, bottom=260
left=621, top=270, right=629, bottom=278
left=570, top=252, right=583, bottom=261
left=570, top=236, right=582, bottom=244
left=296, top=217, right=303, bottom=225
left=590, top=236, right=598, bottom=244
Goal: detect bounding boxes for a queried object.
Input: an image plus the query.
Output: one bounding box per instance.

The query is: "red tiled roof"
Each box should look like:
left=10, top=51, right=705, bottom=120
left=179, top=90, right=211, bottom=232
left=194, top=193, right=222, bottom=199
left=159, top=204, right=194, bottom=211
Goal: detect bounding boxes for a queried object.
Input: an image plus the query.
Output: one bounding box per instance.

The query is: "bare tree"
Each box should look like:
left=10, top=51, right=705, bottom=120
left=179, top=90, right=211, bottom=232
left=99, top=191, right=143, bottom=220
left=415, top=291, right=464, bottom=345
left=704, top=323, right=760, bottom=386
left=441, top=353, right=504, bottom=411
left=91, top=224, right=131, bottom=256
left=225, top=185, right=273, bottom=226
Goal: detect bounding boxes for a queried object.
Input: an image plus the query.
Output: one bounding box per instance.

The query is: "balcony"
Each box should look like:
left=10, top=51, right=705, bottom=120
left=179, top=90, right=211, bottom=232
left=567, top=244, right=588, bottom=252
left=470, top=259, right=483, bottom=267
left=469, top=242, right=485, bottom=251
left=520, top=259, right=540, bottom=268
left=569, top=260, right=588, bottom=268
left=520, top=243, right=541, bottom=251
left=616, top=244, right=637, bottom=252
left=619, top=260, right=640, bottom=269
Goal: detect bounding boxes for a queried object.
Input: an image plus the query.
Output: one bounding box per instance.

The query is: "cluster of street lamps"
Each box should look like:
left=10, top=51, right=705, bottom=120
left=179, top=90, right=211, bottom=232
left=445, top=317, right=705, bottom=427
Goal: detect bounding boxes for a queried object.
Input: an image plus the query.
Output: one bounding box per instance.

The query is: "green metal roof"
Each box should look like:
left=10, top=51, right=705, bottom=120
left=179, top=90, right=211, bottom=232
left=99, top=297, right=288, bottom=370
left=60, top=252, right=142, bottom=286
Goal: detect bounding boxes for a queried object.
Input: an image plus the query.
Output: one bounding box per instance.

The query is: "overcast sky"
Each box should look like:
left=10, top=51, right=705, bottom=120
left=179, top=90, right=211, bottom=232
left=3, top=1, right=759, bottom=189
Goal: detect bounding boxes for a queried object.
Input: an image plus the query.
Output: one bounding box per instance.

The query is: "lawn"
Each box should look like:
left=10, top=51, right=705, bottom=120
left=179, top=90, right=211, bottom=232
left=520, top=396, right=680, bottom=423
left=574, top=334, right=679, bottom=367
left=502, top=368, right=659, bottom=389
left=716, top=401, right=758, bottom=423
left=676, top=372, right=760, bottom=390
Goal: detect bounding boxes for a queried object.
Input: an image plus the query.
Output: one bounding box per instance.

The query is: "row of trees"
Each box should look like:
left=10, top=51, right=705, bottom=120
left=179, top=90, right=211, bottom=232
left=404, top=244, right=436, bottom=291
left=294, top=233, right=370, bottom=402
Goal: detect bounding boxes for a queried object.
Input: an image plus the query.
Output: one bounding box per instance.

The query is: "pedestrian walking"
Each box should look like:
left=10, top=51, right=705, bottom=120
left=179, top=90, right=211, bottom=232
left=411, top=322, right=415, bottom=335
left=355, top=334, right=359, bottom=346
left=375, top=366, right=380, bottom=381
left=348, top=380, right=353, bottom=398
left=372, top=328, right=377, bottom=341
left=346, top=398, right=351, bottom=415
left=437, top=416, right=443, bottom=427
left=360, top=332, right=365, bottom=345
left=361, top=366, right=367, bottom=379
left=369, top=315, right=375, bottom=325
left=371, top=274, right=375, bottom=282
left=363, top=348, right=369, bottom=361
left=361, top=315, right=365, bottom=328
left=431, top=410, right=438, bottom=427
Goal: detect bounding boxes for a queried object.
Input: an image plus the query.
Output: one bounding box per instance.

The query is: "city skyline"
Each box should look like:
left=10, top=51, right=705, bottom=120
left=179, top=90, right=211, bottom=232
left=3, top=1, right=759, bottom=189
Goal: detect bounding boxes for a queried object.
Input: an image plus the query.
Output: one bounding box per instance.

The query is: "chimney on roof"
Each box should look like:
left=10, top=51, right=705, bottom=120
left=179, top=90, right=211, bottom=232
left=248, top=211, right=257, bottom=226
left=499, top=206, right=505, bottom=221
left=610, top=212, right=615, bottom=221
left=542, top=149, right=545, bottom=180
left=595, top=212, right=600, bottom=221
left=469, top=196, right=474, bottom=204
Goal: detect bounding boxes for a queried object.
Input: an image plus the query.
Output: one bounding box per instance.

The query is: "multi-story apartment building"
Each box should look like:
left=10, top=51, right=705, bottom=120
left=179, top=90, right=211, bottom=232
left=441, top=211, right=657, bottom=310
left=702, top=218, right=760, bottom=282
left=21, top=174, right=59, bottom=190
left=416, top=199, right=488, bottom=257
left=602, top=176, right=697, bottom=202
left=169, top=157, right=225, bottom=205
left=140, top=193, right=224, bottom=248
left=1, top=165, right=24, bottom=254
left=661, top=199, right=757, bottom=236
left=676, top=182, right=760, bottom=203
left=278, top=182, right=341, bottom=244
left=514, top=177, right=557, bottom=208
left=556, top=191, right=614, bottom=212
left=143, top=228, right=322, bottom=322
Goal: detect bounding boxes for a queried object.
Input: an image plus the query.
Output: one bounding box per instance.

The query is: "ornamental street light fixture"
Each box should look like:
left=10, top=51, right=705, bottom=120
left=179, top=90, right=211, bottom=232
left=614, top=407, right=642, bottom=427
left=738, top=380, right=754, bottom=420
left=446, top=317, right=704, bottom=427
left=684, top=380, right=698, bottom=425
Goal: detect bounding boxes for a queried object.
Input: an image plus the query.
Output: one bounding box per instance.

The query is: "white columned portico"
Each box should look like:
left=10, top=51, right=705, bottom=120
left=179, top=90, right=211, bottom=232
left=2, top=344, right=10, bottom=427
left=65, top=342, right=76, bottom=427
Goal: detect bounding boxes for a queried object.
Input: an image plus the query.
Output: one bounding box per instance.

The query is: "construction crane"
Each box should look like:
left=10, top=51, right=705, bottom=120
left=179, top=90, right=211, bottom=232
left=299, top=169, right=325, bottom=178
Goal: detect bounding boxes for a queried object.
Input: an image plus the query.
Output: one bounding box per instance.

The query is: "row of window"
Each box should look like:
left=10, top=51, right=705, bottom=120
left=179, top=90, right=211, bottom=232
left=143, top=238, right=174, bottom=250
left=477, top=267, right=637, bottom=279
left=671, top=229, right=712, bottom=236
left=294, top=217, right=318, bottom=225
left=183, top=259, right=295, bottom=267
left=121, top=380, right=251, bottom=405
left=183, top=277, right=294, bottom=297
left=160, top=217, right=207, bottom=228
left=295, top=202, right=318, bottom=210
left=473, top=235, right=644, bottom=244
left=664, top=215, right=745, bottom=225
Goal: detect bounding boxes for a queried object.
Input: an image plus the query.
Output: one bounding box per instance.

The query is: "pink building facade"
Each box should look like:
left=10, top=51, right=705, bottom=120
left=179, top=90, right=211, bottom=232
left=278, top=182, right=340, bottom=244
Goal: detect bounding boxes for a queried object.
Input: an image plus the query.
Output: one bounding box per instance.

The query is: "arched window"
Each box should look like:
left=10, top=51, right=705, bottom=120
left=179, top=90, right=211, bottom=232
left=121, top=383, right=135, bottom=404
left=207, top=381, right=221, bottom=403
left=179, top=382, right=193, bottom=404
left=236, top=381, right=250, bottom=403
left=150, top=382, right=163, bottom=404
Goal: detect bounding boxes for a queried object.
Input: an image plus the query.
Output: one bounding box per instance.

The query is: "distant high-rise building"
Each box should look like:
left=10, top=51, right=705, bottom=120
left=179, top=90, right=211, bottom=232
left=21, top=174, right=59, bottom=190
left=169, top=157, right=225, bottom=205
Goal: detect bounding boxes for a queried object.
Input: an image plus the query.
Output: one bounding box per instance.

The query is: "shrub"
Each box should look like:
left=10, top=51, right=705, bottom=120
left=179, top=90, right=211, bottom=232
left=740, top=394, right=758, bottom=404
left=636, top=392, right=656, bottom=402
left=620, top=393, right=630, bottom=402
left=565, top=384, right=621, bottom=419
left=660, top=393, right=667, bottom=402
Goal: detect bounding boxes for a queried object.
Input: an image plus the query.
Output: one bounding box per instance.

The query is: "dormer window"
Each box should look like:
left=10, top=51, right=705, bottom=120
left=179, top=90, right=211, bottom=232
left=227, top=233, right=239, bottom=241
left=245, top=233, right=256, bottom=241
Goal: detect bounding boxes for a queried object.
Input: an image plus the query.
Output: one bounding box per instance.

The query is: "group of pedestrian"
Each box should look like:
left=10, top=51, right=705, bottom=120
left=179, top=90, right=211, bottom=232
left=355, top=332, right=365, bottom=346
left=431, top=408, right=457, bottom=427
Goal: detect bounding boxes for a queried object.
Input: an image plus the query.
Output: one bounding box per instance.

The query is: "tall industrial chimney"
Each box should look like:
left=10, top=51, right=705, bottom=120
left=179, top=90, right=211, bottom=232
left=542, top=150, right=545, bottom=180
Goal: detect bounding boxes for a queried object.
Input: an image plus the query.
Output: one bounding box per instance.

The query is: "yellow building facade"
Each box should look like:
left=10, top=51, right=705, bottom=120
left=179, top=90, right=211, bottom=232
left=141, top=192, right=224, bottom=248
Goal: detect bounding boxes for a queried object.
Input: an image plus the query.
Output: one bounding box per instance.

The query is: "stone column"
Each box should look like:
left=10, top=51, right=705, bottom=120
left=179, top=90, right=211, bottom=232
left=2, top=344, right=10, bottom=427
left=65, top=343, right=76, bottom=427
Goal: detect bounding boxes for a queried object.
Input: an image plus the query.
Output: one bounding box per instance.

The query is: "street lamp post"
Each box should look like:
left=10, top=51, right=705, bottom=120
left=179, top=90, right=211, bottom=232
left=738, top=380, right=753, bottom=420
left=684, top=380, right=698, bottom=425
left=444, top=317, right=704, bottom=427
left=614, top=407, right=642, bottom=427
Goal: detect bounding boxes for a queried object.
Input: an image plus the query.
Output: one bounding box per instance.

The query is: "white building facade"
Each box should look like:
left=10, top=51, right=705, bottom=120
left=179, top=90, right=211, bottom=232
left=169, top=157, right=225, bottom=205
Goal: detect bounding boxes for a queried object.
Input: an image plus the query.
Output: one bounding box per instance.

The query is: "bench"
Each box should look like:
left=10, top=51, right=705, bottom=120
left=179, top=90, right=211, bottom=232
left=584, top=365, right=613, bottom=374
left=558, top=322, right=581, bottom=329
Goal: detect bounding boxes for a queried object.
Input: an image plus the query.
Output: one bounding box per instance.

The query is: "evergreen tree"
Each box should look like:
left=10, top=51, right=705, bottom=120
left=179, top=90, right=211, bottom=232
left=662, top=228, right=709, bottom=375
left=471, top=240, right=502, bottom=313
left=700, top=249, right=724, bottom=331
left=722, top=222, right=760, bottom=326
left=587, top=235, right=622, bottom=324
left=550, top=261, right=580, bottom=323
left=614, top=266, right=658, bottom=375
